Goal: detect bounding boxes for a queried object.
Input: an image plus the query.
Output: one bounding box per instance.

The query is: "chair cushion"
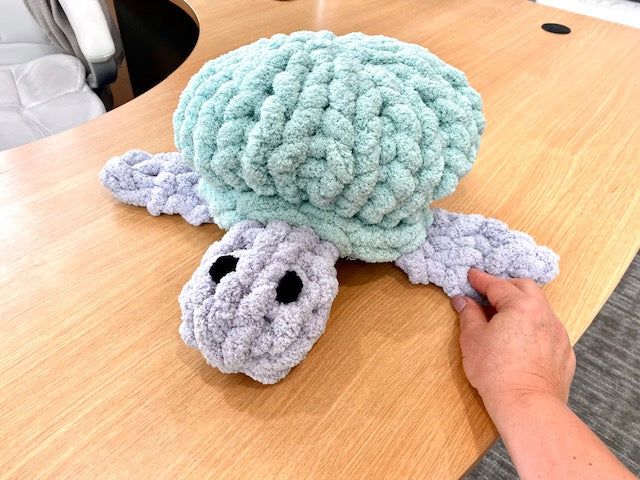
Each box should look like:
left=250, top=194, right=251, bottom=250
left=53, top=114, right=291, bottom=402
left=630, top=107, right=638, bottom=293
left=0, top=0, right=52, bottom=45
left=0, top=42, right=62, bottom=66
left=0, top=0, right=62, bottom=66
left=0, top=53, right=104, bottom=151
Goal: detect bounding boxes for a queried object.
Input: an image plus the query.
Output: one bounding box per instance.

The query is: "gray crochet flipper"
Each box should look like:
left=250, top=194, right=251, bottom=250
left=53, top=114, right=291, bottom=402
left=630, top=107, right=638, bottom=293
left=179, top=220, right=340, bottom=384
left=99, top=150, right=213, bottom=226
left=395, top=208, right=559, bottom=301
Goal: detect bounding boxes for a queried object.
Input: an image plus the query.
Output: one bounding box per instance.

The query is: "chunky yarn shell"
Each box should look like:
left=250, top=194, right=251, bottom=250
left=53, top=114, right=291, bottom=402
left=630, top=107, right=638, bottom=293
left=174, top=31, right=484, bottom=262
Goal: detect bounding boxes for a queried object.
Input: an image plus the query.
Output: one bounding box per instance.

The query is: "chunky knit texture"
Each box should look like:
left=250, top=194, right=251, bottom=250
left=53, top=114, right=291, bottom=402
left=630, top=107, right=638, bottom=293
left=98, top=32, right=561, bottom=385
left=396, top=209, right=560, bottom=301
left=174, top=31, right=485, bottom=262
left=100, top=150, right=213, bottom=226
left=100, top=150, right=560, bottom=383
left=100, top=150, right=559, bottom=303
left=179, top=220, right=339, bottom=384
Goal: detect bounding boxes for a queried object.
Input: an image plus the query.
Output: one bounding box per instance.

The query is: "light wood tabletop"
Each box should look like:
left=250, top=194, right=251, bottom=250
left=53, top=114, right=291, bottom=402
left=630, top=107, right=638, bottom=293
left=1, top=0, right=639, bottom=478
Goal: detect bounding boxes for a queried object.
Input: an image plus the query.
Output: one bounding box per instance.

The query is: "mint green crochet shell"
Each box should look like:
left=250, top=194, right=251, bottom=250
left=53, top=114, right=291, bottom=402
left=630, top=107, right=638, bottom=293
left=173, top=31, right=485, bottom=262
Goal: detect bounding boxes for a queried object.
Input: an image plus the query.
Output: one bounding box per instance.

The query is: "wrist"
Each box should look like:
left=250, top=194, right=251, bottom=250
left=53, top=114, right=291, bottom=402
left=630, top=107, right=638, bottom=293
left=481, top=388, right=566, bottom=429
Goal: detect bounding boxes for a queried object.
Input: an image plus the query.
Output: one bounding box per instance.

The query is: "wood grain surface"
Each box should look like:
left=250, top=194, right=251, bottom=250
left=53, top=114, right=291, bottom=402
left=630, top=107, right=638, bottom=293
left=1, top=0, right=639, bottom=478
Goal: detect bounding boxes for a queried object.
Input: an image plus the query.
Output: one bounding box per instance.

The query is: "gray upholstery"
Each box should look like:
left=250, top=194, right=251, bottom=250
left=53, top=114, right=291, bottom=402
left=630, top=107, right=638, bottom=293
left=22, top=0, right=123, bottom=88
left=0, top=0, right=113, bottom=151
left=0, top=54, right=104, bottom=151
left=0, top=0, right=61, bottom=65
left=0, top=42, right=60, bottom=66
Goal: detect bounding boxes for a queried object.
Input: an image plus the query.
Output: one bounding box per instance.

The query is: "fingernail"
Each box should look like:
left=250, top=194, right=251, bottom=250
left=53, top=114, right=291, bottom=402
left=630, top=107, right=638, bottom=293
left=452, top=295, right=467, bottom=313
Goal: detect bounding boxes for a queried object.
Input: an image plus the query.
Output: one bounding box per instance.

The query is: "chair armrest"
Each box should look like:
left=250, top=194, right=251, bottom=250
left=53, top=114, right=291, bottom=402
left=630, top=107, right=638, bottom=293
left=58, top=0, right=115, bottom=63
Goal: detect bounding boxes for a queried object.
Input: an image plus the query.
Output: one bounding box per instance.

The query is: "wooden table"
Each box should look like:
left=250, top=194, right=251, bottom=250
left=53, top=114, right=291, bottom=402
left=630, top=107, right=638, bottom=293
left=2, top=0, right=639, bottom=477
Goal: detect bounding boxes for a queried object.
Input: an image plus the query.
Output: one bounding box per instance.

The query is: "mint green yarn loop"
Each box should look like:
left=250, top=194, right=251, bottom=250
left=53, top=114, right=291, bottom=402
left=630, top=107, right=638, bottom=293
left=174, top=31, right=485, bottom=262
left=198, top=181, right=430, bottom=262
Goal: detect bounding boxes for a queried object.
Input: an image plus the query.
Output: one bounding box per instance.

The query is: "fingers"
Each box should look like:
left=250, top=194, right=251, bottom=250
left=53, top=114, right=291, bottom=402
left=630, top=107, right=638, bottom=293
left=509, top=278, right=545, bottom=299
left=481, top=304, right=497, bottom=318
left=452, top=296, right=488, bottom=334
left=468, top=268, right=523, bottom=311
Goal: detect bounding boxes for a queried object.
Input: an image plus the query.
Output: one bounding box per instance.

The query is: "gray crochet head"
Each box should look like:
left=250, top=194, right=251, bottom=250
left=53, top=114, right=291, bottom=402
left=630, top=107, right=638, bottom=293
left=100, top=31, right=559, bottom=384
left=178, top=221, right=338, bottom=383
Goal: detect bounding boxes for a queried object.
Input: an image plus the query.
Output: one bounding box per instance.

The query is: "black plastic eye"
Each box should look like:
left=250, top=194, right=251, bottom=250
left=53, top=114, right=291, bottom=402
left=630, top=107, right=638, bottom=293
left=276, top=271, right=303, bottom=304
left=209, top=255, right=238, bottom=283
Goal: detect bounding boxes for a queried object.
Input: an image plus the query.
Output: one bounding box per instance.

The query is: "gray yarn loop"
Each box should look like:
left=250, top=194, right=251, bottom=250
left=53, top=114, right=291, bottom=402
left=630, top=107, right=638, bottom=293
left=100, top=150, right=213, bottom=226
left=395, top=209, right=559, bottom=300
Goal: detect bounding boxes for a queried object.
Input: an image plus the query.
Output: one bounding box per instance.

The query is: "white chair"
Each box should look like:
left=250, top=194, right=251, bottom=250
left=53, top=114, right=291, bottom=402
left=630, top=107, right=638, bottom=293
left=0, top=0, right=120, bottom=151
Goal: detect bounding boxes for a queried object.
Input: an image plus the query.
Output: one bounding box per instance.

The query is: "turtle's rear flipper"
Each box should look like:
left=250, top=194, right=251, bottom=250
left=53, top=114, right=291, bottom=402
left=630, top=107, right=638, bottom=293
left=99, top=150, right=213, bottom=226
left=395, top=208, right=559, bottom=302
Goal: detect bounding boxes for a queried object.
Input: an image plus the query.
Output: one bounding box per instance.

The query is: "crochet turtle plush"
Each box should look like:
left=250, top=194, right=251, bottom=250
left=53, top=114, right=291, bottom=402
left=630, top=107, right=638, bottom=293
left=101, top=31, right=559, bottom=384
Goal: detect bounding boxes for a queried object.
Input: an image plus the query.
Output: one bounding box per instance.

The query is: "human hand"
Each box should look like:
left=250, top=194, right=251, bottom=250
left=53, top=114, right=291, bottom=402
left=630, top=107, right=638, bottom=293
left=451, top=269, right=576, bottom=417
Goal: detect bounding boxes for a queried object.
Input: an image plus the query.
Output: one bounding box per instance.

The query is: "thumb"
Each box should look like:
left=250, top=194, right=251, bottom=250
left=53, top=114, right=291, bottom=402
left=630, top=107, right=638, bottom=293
left=451, top=296, right=488, bottom=334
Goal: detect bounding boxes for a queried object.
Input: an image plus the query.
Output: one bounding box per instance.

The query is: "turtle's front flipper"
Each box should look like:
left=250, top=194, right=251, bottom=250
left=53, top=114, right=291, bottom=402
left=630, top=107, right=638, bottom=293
left=395, top=209, right=559, bottom=301
left=99, top=150, right=213, bottom=226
